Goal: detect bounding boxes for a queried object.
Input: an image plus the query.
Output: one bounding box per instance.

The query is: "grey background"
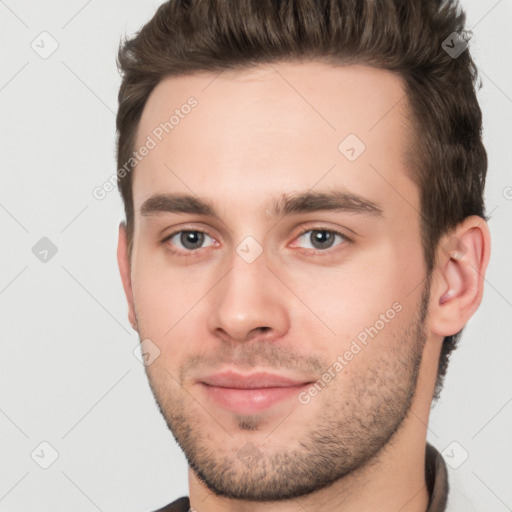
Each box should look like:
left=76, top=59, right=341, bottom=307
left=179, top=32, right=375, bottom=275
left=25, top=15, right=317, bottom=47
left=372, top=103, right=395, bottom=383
left=1, top=1, right=511, bottom=511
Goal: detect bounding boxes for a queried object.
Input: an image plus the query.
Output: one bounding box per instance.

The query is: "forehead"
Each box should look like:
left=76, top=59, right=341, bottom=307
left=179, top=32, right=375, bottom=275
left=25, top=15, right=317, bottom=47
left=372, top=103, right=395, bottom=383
left=133, top=61, right=416, bottom=221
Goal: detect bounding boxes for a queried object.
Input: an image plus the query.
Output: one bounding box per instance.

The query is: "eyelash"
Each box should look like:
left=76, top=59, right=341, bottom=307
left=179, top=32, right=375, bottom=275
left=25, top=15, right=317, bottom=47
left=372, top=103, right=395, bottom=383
left=161, top=226, right=352, bottom=257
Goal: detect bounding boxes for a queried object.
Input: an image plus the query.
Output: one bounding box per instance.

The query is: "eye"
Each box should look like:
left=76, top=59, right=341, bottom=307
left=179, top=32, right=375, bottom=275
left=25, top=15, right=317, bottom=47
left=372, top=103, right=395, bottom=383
left=163, top=230, right=215, bottom=253
left=293, top=228, right=350, bottom=252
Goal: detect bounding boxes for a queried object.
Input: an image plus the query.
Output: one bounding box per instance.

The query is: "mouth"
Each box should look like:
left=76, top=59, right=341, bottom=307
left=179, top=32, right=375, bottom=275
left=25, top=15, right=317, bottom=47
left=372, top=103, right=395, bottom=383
left=198, top=371, right=314, bottom=414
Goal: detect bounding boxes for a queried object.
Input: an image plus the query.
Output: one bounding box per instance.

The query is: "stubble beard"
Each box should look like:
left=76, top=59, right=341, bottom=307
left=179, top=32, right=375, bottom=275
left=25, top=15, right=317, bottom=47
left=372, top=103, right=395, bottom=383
left=142, top=284, right=430, bottom=501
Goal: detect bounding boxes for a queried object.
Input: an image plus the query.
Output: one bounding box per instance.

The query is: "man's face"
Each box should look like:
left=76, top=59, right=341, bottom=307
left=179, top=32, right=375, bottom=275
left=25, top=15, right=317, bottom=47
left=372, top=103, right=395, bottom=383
left=121, top=61, right=432, bottom=499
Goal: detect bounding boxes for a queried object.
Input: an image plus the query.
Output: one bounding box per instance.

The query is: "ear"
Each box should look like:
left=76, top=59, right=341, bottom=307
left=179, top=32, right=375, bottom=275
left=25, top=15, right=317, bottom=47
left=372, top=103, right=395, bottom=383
left=429, top=216, right=491, bottom=336
left=117, top=222, right=138, bottom=332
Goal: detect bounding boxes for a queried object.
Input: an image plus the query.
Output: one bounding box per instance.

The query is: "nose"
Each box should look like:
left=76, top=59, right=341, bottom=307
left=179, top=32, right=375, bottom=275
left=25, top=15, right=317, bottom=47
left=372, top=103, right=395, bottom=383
left=206, top=248, right=290, bottom=344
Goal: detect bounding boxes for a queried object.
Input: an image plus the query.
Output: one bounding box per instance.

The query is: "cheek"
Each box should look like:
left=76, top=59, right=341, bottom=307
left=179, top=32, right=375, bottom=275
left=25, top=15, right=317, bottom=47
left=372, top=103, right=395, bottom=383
left=282, top=248, right=412, bottom=326
left=130, top=252, right=223, bottom=373
left=130, top=255, right=200, bottom=340
left=281, top=247, right=424, bottom=364
left=133, top=241, right=212, bottom=300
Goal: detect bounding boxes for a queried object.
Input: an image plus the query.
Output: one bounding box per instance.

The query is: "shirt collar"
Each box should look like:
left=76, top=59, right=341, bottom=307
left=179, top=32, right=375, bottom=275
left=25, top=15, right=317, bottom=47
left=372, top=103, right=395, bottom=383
left=425, top=443, right=449, bottom=512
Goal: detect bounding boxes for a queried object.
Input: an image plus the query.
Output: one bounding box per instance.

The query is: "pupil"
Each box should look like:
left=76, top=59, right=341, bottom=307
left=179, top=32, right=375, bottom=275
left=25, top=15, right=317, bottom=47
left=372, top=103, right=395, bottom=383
left=181, top=231, right=204, bottom=249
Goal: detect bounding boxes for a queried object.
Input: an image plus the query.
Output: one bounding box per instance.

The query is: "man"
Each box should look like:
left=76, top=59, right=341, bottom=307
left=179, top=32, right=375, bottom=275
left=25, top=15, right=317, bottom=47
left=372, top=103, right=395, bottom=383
left=115, top=0, right=491, bottom=510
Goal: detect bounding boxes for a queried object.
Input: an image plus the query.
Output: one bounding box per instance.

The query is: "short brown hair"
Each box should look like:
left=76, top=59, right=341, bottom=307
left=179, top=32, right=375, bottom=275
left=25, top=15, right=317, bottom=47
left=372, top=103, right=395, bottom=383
left=116, top=0, right=487, bottom=398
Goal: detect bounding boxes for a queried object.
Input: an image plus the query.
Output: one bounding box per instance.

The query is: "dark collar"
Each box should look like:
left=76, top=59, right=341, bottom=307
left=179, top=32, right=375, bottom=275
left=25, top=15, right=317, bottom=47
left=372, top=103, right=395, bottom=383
left=425, top=443, right=449, bottom=512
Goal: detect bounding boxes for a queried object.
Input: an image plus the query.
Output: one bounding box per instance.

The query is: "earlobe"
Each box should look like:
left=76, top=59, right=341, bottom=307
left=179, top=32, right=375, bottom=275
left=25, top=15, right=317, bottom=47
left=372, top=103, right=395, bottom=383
left=430, top=217, right=491, bottom=336
left=117, top=222, right=138, bottom=332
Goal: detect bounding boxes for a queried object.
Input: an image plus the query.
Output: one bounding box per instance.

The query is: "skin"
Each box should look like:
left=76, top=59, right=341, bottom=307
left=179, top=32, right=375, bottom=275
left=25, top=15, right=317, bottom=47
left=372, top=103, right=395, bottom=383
left=117, top=61, right=491, bottom=511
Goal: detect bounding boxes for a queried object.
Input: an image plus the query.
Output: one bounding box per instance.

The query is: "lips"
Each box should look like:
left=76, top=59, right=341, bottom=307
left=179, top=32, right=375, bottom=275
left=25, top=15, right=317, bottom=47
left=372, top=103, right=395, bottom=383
left=198, top=370, right=314, bottom=414
left=200, top=371, right=312, bottom=389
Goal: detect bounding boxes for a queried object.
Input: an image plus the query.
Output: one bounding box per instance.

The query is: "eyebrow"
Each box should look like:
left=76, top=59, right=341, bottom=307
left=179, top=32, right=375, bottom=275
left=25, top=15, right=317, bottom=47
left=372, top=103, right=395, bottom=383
left=140, top=190, right=383, bottom=219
